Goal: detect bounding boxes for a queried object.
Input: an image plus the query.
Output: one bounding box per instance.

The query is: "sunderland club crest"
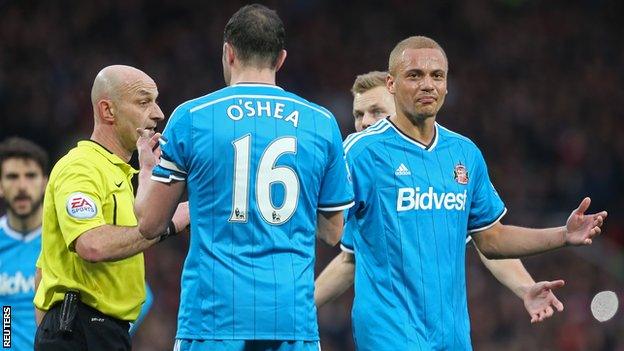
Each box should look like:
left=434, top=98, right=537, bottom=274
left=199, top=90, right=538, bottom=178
left=454, top=163, right=469, bottom=185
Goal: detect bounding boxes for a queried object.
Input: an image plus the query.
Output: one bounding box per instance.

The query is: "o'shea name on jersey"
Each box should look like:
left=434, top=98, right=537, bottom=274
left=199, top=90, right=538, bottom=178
left=224, top=98, right=300, bottom=127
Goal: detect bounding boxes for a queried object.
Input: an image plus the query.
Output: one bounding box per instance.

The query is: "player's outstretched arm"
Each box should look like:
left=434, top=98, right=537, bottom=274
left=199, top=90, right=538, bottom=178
left=135, top=129, right=188, bottom=239
left=472, top=197, right=607, bottom=259
left=315, top=251, right=355, bottom=308
left=475, top=247, right=564, bottom=323
left=475, top=247, right=535, bottom=298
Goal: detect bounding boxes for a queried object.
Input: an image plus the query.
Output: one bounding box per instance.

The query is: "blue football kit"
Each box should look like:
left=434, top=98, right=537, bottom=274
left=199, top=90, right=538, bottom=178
left=0, top=215, right=41, bottom=350
left=0, top=213, right=154, bottom=350
left=153, top=83, right=354, bottom=347
left=341, top=118, right=506, bottom=351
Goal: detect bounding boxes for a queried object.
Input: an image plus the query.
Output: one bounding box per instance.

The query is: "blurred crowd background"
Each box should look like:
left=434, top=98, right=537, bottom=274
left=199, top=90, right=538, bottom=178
left=1, top=0, right=623, bottom=350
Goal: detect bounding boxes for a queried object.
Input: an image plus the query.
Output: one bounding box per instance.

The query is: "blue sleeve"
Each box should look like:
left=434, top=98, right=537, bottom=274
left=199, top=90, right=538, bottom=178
left=152, top=106, right=192, bottom=183
left=129, top=283, right=154, bottom=336
left=340, top=214, right=357, bottom=253
left=317, top=118, right=354, bottom=211
left=467, top=150, right=506, bottom=233
left=344, top=148, right=373, bottom=221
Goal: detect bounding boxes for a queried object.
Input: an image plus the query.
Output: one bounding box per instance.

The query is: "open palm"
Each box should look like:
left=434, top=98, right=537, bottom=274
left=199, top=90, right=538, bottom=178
left=565, top=197, right=608, bottom=246
left=524, top=280, right=565, bottom=323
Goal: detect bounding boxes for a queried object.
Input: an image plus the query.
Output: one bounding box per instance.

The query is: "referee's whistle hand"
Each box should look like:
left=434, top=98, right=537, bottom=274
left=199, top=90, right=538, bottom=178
left=136, top=129, right=162, bottom=171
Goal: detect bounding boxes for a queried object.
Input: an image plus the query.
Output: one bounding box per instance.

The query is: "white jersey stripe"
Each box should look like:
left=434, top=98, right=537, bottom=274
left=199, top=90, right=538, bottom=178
left=468, top=208, right=508, bottom=233
left=344, top=123, right=391, bottom=155
left=318, top=201, right=355, bottom=212
left=343, top=119, right=388, bottom=149
left=159, top=158, right=187, bottom=174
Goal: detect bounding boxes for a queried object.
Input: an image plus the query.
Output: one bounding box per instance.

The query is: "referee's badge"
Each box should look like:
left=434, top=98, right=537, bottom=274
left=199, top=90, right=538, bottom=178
left=66, top=192, right=98, bottom=219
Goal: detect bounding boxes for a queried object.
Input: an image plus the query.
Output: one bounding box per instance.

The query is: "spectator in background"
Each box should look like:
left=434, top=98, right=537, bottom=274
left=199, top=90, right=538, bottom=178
left=0, top=137, right=48, bottom=350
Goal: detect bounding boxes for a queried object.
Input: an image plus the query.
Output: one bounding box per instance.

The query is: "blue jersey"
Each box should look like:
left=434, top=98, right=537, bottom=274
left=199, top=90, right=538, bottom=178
left=0, top=216, right=41, bottom=351
left=153, top=83, right=354, bottom=341
left=129, top=283, right=153, bottom=336
left=341, top=118, right=506, bottom=351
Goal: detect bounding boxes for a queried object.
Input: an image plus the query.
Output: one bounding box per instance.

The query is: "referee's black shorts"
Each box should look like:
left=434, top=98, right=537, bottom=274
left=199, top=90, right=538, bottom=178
left=35, top=301, right=131, bottom=351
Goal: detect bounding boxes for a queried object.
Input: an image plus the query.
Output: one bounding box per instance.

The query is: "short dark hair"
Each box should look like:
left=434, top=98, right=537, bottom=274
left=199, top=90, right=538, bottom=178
left=0, top=137, right=49, bottom=176
left=389, top=36, right=447, bottom=75
left=224, top=4, right=285, bottom=68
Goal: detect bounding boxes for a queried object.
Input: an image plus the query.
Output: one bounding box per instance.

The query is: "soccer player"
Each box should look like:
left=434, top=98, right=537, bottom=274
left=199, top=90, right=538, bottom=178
left=0, top=137, right=48, bottom=350
left=333, top=36, right=606, bottom=350
left=316, top=71, right=565, bottom=324
left=34, top=65, right=189, bottom=351
left=134, top=4, right=353, bottom=351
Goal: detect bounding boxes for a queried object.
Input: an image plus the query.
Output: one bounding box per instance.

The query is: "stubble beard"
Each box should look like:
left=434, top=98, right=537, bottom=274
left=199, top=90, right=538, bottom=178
left=404, top=107, right=436, bottom=126
left=6, top=195, right=43, bottom=221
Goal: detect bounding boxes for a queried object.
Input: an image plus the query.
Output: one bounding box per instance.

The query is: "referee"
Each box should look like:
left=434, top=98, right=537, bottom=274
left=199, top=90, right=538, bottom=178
left=34, top=65, right=189, bottom=351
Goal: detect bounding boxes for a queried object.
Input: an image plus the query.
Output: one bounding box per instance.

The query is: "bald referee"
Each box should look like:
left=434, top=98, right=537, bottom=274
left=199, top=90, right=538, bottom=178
left=34, top=65, right=189, bottom=351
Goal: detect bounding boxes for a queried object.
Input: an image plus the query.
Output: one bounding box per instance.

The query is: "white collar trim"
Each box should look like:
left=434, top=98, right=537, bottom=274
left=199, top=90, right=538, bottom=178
left=0, top=215, right=41, bottom=242
left=387, top=119, right=439, bottom=151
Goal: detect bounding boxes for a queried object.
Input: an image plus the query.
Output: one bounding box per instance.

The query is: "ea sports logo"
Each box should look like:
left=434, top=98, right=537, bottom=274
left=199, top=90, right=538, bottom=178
left=71, top=198, right=91, bottom=209
left=66, top=193, right=98, bottom=219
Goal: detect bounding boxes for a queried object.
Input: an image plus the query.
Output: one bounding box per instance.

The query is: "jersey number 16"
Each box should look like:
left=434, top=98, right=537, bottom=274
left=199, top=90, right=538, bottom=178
left=229, top=135, right=300, bottom=225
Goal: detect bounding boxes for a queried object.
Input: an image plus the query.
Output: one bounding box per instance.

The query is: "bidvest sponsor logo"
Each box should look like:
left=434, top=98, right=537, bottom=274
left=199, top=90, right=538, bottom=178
left=397, top=187, right=467, bottom=211
left=0, top=271, right=35, bottom=295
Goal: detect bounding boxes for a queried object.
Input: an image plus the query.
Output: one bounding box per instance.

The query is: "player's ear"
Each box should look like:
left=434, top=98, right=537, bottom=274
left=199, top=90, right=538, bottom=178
left=223, top=43, right=236, bottom=65
left=98, top=99, right=116, bottom=124
left=386, top=73, right=395, bottom=94
left=274, top=49, right=287, bottom=72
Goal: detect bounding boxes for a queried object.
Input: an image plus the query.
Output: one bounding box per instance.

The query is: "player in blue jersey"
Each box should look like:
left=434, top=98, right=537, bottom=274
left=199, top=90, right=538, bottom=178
left=134, top=4, right=354, bottom=351
left=0, top=137, right=48, bottom=351
left=323, top=36, right=606, bottom=350
left=316, top=71, right=566, bottom=325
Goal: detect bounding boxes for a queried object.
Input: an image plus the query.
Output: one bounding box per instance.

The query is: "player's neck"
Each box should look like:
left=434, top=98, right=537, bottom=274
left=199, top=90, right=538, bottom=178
left=7, top=209, right=42, bottom=233
left=229, top=68, right=277, bottom=86
left=91, top=127, right=132, bottom=162
left=390, top=113, right=436, bottom=145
